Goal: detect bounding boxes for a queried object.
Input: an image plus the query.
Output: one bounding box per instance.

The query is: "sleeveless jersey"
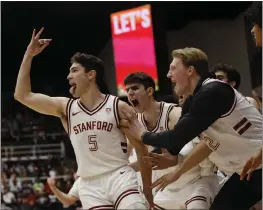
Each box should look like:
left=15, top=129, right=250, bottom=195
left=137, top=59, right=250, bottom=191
left=201, top=79, right=262, bottom=175
left=67, top=95, right=128, bottom=179
left=137, top=102, right=212, bottom=189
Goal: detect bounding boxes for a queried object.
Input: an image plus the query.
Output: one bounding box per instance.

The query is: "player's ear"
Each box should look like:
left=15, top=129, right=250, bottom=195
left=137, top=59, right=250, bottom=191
left=88, top=70, right=96, bottom=80
left=229, top=81, right=236, bottom=88
left=187, top=66, right=195, bottom=76
left=146, top=87, right=154, bottom=96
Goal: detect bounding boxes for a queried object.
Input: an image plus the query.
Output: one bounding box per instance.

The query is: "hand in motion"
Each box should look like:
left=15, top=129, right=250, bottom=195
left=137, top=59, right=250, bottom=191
left=26, top=27, right=52, bottom=57
left=144, top=149, right=177, bottom=170
left=119, top=109, right=146, bottom=141
left=151, top=168, right=181, bottom=192
left=240, top=149, right=262, bottom=181
left=47, top=177, right=56, bottom=187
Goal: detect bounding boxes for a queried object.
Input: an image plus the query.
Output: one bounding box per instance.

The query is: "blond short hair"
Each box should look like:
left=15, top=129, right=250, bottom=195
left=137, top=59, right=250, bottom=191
left=172, top=47, right=209, bottom=78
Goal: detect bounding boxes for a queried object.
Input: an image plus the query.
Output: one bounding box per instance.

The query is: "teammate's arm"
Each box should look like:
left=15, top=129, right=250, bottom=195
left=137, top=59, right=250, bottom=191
left=166, top=106, right=181, bottom=164
left=47, top=178, right=78, bottom=207
left=142, top=82, right=235, bottom=155
left=118, top=101, right=153, bottom=207
left=14, top=28, right=69, bottom=118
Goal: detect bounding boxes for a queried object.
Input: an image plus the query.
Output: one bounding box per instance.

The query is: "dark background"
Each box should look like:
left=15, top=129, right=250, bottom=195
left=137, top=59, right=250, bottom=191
left=2, top=1, right=253, bottom=96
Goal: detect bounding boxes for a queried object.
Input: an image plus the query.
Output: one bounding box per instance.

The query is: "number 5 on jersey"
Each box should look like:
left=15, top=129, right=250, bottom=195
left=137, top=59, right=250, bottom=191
left=88, top=135, right=98, bottom=151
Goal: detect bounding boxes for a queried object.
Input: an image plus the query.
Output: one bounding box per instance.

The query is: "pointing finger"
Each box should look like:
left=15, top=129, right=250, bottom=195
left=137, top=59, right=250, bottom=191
left=31, top=29, right=36, bottom=41
left=35, top=27, right=44, bottom=40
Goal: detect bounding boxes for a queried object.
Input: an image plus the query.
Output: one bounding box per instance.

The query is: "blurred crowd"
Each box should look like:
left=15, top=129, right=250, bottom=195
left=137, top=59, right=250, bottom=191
left=1, top=158, right=81, bottom=210
left=1, top=97, right=79, bottom=210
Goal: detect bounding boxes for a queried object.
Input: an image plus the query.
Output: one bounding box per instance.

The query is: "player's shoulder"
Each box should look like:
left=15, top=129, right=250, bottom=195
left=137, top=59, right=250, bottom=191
left=168, top=105, right=181, bottom=121
left=116, top=98, right=130, bottom=109
left=245, top=96, right=260, bottom=110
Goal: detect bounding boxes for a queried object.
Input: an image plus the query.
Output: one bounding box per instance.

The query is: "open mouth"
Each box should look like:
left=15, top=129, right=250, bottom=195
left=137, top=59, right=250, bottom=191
left=130, top=99, right=139, bottom=108
left=69, top=82, right=77, bottom=95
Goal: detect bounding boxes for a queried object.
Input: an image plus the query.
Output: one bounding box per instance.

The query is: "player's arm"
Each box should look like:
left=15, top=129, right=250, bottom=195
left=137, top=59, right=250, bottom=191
left=14, top=28, right=69, bottom=118
left=141, top=82, right=235, bottom=155
left=118, top=101, right=153, bottom=207
left=166, top=106, right=181, bottom=165
left=193, top=136, right=217, bottom=176
left=176, top=140, right=213, bottom=177
left=127, top=141, right=141, bottom=172
left=47, top=178, right=78, bottom=207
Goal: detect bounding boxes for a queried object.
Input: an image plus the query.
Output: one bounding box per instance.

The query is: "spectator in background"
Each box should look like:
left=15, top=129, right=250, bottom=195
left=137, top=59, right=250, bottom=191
left=2, top=186, right=17, bottom=210
left=33, top=178, right=44, bottom=194
left=210, top=62, right=261, bottom=111
left=20, top=196, right=33, bottom=210
left=35, top=191, right=50, bottom=210
left=9, top=173, right=22, bottom=193
left=27, top=162, right=35, bottom=177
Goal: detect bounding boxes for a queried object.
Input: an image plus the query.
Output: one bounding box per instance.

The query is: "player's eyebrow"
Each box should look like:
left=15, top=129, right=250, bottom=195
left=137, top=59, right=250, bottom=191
left=70, top=67, right=78, bottom=72
left=126, top=84, right=139, bottom=92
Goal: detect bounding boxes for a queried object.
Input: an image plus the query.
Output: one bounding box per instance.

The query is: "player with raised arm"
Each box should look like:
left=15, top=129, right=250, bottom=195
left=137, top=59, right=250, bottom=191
left=14, top=28, right=151, bottom=210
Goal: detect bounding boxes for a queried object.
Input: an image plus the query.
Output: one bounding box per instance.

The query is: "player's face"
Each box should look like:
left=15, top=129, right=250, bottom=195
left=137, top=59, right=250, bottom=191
left=126, top=83, right=151, bottom=113
left=251, top=24, right=262, bottom=47
left=167, top=57, right=190, bottom=96
left=215, top=71, right=228, bottom=83
left=215, top=71, right=236, bottom=88
left=67, top=62, right=91, bottom=98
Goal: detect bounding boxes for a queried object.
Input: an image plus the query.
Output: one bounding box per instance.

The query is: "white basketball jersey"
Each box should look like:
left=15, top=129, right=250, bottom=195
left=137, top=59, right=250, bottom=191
left=201, top=79, right=262, bottom=175
left=138, top=102, right=177, bottom=153
left=67, top=95, right=128, bottom=179
left=137, top=102, right=206, bottom=189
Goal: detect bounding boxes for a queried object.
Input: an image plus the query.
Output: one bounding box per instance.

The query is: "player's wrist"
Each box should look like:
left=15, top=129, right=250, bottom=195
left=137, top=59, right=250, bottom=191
left=140, top=131, right=148, bottom=141
left=49, top=185, right=57, bottom=190
left=24, top=50, right=35, bottom=58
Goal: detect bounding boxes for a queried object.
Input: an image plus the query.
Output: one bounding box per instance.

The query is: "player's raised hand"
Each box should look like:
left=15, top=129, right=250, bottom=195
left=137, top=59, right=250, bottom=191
left=47, top=177, right=56, bottom=187
left=26, top=27, right=52, bottom=57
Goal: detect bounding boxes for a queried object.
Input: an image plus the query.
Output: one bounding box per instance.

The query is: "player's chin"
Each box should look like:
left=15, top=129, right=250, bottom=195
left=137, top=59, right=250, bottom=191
left=69, top=90, right=79, bottom=99
left=73, top=92, right=80, bottom=98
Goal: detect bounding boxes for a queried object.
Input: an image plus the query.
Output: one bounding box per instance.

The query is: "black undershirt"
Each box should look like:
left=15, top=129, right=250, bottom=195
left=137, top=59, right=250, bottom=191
left=142, top=79, right=235, bottom=155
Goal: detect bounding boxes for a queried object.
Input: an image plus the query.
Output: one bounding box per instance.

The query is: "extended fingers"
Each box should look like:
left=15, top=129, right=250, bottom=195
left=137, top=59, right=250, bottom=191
left=31, top=29, right=36, bottom=41
left=240, top=158, right=253, bottom=180
left=119, top=119, right=130, bottom=128
left=151, top=177, right=163, bottom=189
left=35, top=27, right=44, bottom=40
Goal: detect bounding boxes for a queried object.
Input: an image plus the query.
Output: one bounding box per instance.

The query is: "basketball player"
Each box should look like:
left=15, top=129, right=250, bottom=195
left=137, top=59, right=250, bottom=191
left=14, top=28, right=151, bottom=209
left=210, top=62, right=260, bottom=111
left=242, top=2, right=262, bottom=186
left=246, top=2, right=262, bottom=48
left=120, top=47, right=262, bottom=209
left=211, top=62, right=262, bottom=210
left=124, top=72, right=219, bottom=209
left=47, top=177, right=79, bottom=207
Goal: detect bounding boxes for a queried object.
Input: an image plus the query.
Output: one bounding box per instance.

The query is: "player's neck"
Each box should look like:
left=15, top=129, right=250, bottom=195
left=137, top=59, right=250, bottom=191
left=188, top=76, right=201, bottom=96
left=143, top=100, right=161, bottom=129
left=80, top=86, right=105, bottom=110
